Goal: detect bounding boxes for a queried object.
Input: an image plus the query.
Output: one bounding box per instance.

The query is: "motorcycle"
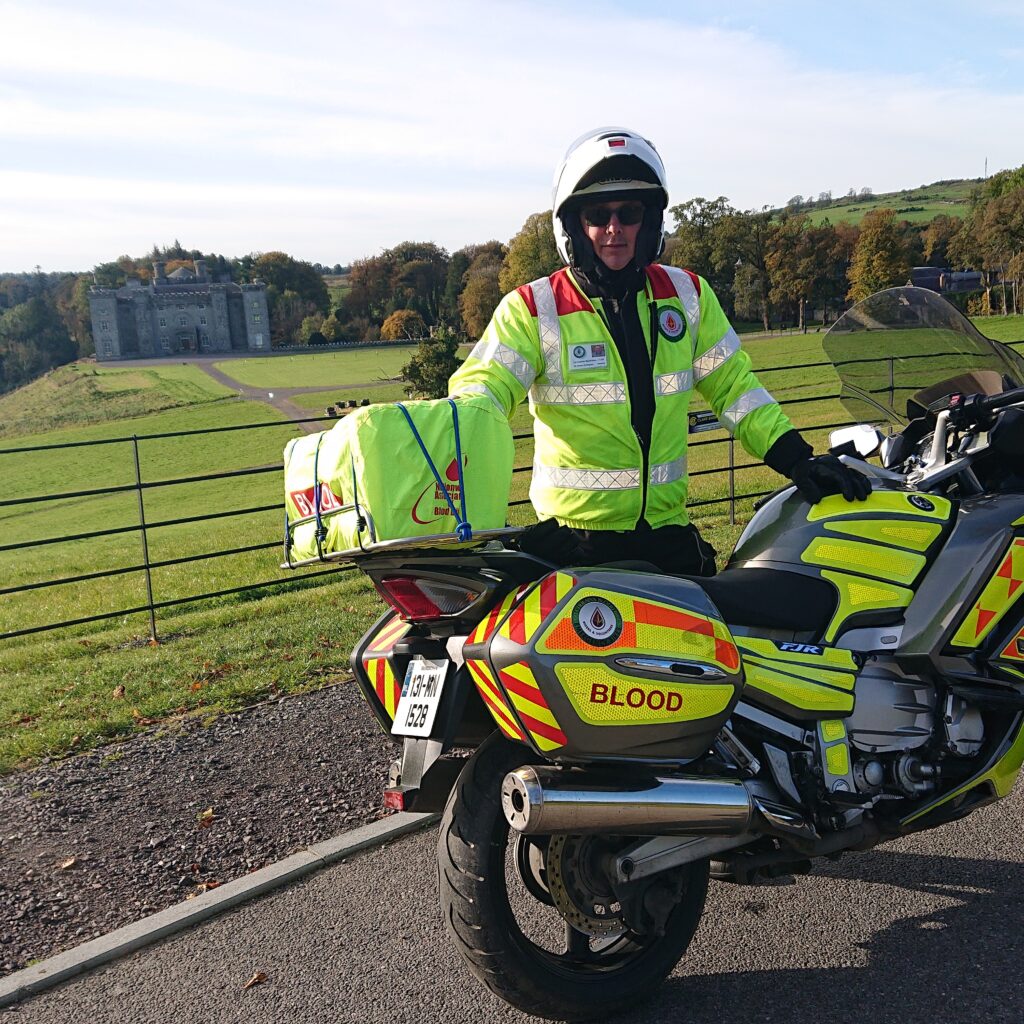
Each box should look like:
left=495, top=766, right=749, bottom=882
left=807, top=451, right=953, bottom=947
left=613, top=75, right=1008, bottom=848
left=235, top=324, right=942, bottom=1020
left=345, top=287, right=1024, bottom=1021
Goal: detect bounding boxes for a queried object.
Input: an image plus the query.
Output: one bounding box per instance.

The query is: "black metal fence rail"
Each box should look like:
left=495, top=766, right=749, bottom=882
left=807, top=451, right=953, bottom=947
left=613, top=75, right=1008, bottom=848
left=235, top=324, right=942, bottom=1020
left=5, top=335, right=1023, bottom=645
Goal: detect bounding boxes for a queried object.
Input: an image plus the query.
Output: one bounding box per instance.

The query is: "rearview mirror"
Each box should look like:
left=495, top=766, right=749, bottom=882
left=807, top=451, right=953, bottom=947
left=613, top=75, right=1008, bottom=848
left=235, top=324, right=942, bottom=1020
left=829, top=424, right=883, bottom=458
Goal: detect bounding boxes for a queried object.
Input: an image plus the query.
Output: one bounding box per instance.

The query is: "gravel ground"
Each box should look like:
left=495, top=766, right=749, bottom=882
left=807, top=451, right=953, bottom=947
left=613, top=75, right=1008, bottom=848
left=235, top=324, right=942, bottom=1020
left=0, top=682, right=398, bottom=976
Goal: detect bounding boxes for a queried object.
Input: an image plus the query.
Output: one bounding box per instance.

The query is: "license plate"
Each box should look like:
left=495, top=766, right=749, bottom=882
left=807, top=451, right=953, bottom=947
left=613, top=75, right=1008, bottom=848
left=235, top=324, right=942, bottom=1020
left=391, top=658, right=448, bottom=737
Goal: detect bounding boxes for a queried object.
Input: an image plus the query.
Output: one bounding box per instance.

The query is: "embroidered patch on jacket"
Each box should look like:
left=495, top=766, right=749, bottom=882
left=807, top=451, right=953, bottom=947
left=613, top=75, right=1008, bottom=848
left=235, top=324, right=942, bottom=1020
left=658, top=307, right=686, bottom=341
left=568, top=343, right=609, bottom=371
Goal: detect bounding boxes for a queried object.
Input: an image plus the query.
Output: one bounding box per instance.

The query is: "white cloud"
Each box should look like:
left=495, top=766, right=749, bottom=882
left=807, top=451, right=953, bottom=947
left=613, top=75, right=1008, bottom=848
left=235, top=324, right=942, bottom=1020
left=1, top=0, right=1022, bottom=268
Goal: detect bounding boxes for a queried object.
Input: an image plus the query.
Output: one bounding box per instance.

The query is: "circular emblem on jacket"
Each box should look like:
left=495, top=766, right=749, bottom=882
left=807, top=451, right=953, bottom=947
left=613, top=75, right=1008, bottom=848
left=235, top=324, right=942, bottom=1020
left=572, top=598, right=623, bottom=646
left=908, top=494, right=935, bottom=511
left=658, top=307, right=686, bottom=341
left=573, top=345, right=587, bottom=358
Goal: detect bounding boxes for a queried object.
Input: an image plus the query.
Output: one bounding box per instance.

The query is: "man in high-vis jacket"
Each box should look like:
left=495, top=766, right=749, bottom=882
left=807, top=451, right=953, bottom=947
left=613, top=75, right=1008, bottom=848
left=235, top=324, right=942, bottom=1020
left=449, top=127, right=869, bottom=574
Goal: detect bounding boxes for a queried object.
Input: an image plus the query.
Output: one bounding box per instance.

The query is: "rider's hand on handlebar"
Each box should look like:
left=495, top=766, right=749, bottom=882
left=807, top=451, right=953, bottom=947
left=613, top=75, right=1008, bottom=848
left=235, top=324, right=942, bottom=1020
left=789, top=455, right=872, bottom=504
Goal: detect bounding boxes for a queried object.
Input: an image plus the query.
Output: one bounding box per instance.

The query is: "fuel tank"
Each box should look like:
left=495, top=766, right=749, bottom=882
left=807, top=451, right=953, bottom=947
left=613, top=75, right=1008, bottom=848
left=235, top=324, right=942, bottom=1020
left=729, top=485, right=955, bottom=643
left=462, top=569, right=743, bottom=763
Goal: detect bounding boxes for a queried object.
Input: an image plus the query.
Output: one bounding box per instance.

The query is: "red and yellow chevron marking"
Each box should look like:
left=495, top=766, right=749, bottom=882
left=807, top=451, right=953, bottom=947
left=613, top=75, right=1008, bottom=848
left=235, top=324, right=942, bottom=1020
left=465, top=658, right=525, bottom=741
left=499, top=572, right=578, bottom=647
left=952, top=538, right=1024, bottom=648
left=998, top=621, right=1024, bottom=663
left=497, top=661, right=567, bottom=752
left=468, top=590, right=520, bottom=646
left=537, top=588, right=739, bottom=673
left=364, top=657, right=402, bottom=719
left=365, top=615, right=411, bottom=655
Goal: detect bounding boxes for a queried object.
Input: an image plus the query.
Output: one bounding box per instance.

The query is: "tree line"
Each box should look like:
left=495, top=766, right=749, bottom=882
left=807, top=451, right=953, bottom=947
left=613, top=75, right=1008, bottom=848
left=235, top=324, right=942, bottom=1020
left=3, top=168, right=1024, bottom=397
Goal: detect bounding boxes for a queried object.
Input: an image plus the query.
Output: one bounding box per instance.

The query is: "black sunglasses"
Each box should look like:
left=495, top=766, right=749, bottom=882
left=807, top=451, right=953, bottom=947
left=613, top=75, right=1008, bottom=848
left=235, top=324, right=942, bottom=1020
left=580, top=202, right=646, bottom=227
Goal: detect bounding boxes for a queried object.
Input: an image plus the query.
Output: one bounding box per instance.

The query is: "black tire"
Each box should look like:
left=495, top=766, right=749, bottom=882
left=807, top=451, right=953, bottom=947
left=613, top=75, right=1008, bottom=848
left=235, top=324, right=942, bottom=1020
left=437, top=734, right=709, bottom=1022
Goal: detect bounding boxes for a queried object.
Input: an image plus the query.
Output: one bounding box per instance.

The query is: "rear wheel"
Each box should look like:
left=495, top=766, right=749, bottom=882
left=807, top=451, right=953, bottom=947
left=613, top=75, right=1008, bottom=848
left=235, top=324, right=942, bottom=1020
left=437, top=735, right=708, bottom=1021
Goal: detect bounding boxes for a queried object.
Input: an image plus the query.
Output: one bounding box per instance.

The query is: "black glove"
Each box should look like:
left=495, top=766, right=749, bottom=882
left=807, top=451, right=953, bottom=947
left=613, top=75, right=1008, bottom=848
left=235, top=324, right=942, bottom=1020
left=509, top=519, right=583, bottom=566
left=789, top=455, right=872, bottom=504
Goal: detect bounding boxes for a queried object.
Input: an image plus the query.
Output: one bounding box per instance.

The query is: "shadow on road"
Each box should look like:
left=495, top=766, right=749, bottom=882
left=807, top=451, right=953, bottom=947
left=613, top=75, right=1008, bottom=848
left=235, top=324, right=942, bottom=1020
left=622, top=848, right=1024, bottom=1024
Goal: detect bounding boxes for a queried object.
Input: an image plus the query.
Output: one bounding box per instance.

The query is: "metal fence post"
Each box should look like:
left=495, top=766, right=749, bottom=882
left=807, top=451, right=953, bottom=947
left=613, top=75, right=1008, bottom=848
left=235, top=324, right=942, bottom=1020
left=728, top=436, right=736, bottom=526
left=132, top=435, right=158, bottom=643
left=889, top=356, right=895, bottom=410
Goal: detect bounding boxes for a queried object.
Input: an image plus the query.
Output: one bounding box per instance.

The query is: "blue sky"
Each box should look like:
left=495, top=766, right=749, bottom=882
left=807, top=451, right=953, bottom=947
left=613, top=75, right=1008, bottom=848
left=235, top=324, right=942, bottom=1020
left=1, top=0, right=1022, bottom=270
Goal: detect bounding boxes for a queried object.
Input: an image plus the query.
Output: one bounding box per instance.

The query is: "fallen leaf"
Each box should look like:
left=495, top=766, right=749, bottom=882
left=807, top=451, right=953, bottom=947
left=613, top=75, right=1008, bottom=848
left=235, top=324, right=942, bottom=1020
left=70, top=735, right=82, bottom=748
left=60, top=856, right=77, bottom=870
left=197, top=807, right=215, bottom=828
left=242, top=971, right=268, bottom=991
left=131, top=709, right=158, bottom=725
left=196, top=879, right=221, bottom=893
left=189, top=681, right=206, bottom=693
left=112, top=685, right=125, bottom=699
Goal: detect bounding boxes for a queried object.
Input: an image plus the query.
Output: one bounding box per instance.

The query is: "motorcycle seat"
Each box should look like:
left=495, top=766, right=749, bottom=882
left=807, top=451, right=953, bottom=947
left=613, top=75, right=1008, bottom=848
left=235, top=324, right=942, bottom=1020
left=592, top=561, right=836, bottom=635
left=698, top=568, right=836, bottom=634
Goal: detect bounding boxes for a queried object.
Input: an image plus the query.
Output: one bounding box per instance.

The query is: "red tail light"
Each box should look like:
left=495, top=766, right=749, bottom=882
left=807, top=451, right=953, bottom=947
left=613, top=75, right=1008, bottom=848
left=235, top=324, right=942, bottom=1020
left=374, top=575, right=479, bottom=622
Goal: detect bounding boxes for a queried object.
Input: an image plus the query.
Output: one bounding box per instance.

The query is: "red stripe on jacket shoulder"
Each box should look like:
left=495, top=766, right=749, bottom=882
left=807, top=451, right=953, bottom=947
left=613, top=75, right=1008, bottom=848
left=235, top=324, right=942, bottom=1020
left=550, top=268, right=591, bottom=315
left=515, top=283, right=538, bottom=317
left=646, top=264, right=703, bottom=299
left=645, top=264, right=675, bottom=299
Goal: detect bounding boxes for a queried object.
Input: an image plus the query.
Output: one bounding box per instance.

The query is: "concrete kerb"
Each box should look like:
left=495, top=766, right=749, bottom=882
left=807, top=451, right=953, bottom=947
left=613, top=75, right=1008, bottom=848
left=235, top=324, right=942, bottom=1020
left=0, top=811, right=440, bottom=1008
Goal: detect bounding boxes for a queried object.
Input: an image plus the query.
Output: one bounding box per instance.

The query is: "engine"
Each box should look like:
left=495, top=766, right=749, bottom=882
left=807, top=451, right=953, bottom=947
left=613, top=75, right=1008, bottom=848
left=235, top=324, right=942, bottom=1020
left=839, top=659, right=983, bottom=800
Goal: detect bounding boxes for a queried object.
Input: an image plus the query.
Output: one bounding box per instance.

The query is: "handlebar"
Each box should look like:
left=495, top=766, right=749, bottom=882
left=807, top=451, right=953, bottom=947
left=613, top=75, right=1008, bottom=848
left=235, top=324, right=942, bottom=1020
left=949, top=385, right=1024, bottom=429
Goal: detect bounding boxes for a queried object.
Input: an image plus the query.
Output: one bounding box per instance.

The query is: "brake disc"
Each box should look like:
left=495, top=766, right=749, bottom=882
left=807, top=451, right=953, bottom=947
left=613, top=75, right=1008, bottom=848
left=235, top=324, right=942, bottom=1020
left=513, top=834, right=554, bottom=906
left=545, top=834, right=627, bottom=938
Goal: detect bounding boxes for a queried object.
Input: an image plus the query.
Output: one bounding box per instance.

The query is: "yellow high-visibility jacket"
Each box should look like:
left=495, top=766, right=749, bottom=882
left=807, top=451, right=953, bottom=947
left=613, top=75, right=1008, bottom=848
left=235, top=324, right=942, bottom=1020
left=449, top=264, right=793, bottom=530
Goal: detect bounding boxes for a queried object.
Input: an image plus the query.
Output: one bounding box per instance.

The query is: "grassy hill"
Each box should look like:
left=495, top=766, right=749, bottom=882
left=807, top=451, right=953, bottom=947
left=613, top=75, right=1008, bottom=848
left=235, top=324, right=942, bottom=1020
left=799, top=178, right=980, bottom=226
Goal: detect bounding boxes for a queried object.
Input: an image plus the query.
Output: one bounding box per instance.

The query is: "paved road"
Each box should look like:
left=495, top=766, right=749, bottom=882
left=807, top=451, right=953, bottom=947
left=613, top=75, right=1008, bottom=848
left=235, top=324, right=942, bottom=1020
left=9, top=785, right=1024, bottom=1024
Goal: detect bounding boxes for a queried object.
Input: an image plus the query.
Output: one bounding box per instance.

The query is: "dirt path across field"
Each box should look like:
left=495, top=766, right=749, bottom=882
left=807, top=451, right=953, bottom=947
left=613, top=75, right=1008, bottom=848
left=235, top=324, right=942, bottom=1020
left=121, top=356, right=400, bottom=434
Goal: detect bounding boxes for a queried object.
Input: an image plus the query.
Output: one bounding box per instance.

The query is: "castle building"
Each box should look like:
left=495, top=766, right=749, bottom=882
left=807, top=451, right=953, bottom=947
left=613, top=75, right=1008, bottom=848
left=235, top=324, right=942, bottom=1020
left=88, top=260, right=271, bottom=360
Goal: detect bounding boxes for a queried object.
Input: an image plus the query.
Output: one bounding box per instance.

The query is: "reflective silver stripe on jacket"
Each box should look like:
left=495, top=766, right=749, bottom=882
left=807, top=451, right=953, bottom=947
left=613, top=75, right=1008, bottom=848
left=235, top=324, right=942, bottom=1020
left=722, top=387, right=775, bottom=430
left=655, top=370, right=692, bottom=396
left=661, top=266, right=701, bottom=345
left=450, top=382, right=503, bottom=412
left=532, top=382, right=626, bottom=405
left=693, top=328, right=740, bottom=382
left=533, top=461, right=640, bottom=491
left=649, top=455, right=687, bottom=485
left=466, top=337, right=535, bottom=390
left=533, top=457, right=686, bottom=490
left=530, top=276, right=564, bottom=387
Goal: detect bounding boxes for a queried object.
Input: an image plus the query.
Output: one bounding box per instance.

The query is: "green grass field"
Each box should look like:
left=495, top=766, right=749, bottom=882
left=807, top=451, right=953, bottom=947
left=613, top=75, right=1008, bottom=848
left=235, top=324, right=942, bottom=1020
left=214, top=346, right=415, bottom=388
left=805, top=179, right=977, bottom=227
left=1, top=312, right=1022, bottom=772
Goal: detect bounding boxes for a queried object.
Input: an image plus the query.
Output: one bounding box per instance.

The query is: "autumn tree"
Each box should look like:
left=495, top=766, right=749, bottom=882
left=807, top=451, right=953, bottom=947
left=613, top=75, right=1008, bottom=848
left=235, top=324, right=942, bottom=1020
left=498, top=212, right=560, bottom=293
left=715, top=209, right=775, bottom=330
left=381, top=308, right=427, bottom=341
left=766, top=215, right=842, bottom=329
left=667, top=197, right=735, bottom=299
left=400, top=324, right=461, bottom=399
left=248, top=252, right=329, bottom=345
left=459, top=251, right=504, bottom=339
left=0, top=296, right=76, bottom=394
left=846, top=209, right=911, bottom=301
left=922, top=214, right=963, bottom=266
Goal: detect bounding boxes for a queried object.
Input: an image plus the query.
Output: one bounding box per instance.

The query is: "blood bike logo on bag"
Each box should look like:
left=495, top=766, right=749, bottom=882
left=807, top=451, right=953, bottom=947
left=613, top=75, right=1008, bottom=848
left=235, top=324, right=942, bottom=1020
left=411, top=456, right=468, bottom=525
left=571, top=598, right=623, bottom=646
left=289, top=483, right=344, bottom=518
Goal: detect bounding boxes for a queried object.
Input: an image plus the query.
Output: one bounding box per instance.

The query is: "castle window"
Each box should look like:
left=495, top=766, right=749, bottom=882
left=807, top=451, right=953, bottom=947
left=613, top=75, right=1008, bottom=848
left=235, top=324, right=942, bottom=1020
left=252, top=332, right=264, bottom=348
left=160, top=335, right=170, bottom=352
left=100, top=320, right=109, bottom=330
left=179, top=316, right=188, bottom=326
left=199, top=315, right=207, bottom=325
left=159, top=317, right=166, bottom=327
left=177, top=303, right=185, bottom=310
left=252, top=313, right=262, bottom=323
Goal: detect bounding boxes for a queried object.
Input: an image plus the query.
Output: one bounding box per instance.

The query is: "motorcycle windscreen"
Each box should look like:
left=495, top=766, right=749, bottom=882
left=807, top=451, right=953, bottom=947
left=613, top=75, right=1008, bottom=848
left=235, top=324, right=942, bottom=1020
left=823, top=286, right=1024, bottom=426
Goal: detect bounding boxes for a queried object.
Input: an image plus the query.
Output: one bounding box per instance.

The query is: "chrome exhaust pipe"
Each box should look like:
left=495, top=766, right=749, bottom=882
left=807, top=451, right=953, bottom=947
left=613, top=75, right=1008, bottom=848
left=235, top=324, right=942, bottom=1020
left=501, top=765, right=756, bottom=836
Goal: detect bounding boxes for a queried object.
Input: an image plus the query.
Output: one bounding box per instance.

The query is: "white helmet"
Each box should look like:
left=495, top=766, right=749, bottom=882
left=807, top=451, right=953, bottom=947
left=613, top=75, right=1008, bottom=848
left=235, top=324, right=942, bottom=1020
left=551, top=127, right=669, bottom=270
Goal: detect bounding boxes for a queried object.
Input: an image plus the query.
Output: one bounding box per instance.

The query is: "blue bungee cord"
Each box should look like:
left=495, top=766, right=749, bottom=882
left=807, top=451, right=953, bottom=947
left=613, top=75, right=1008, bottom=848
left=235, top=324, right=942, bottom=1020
left=395, top=400, right=473, bottom=542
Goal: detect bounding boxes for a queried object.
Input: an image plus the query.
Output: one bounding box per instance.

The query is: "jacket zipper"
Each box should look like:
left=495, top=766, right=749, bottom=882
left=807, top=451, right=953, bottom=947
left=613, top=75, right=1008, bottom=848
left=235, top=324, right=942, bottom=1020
left=606, top=296, right=650, bottom=527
